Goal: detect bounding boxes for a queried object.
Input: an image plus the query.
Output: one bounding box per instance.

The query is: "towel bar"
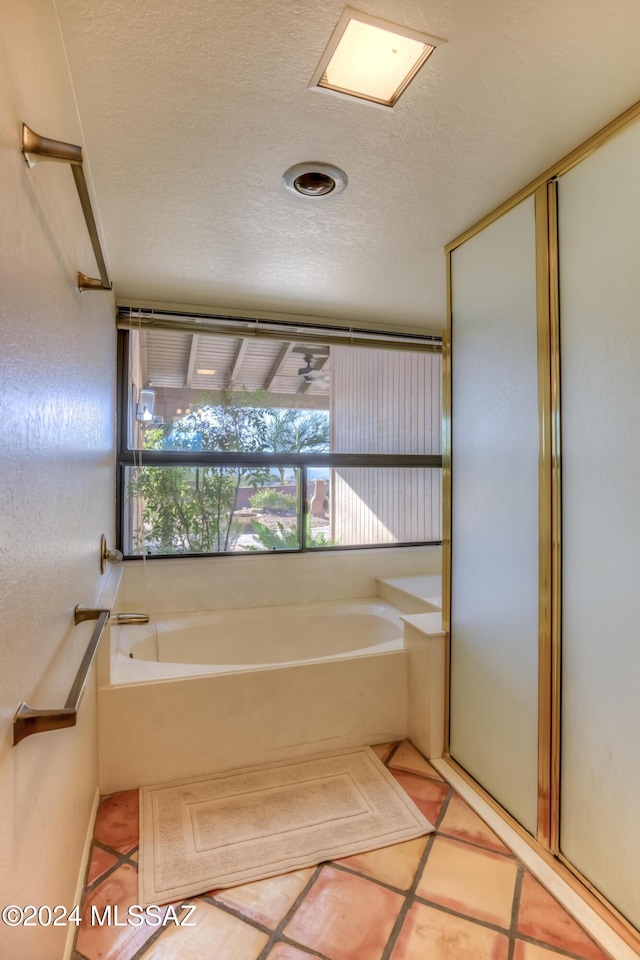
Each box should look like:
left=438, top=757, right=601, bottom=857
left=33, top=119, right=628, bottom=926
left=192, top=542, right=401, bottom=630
left=13, top=606, right=110, bottom=745
left=22, top=124, right=112, bottom=292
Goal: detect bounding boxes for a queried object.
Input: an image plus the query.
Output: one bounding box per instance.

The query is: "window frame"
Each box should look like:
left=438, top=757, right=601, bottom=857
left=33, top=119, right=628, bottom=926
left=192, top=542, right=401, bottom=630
left=115, top=327, right=443, bottom=559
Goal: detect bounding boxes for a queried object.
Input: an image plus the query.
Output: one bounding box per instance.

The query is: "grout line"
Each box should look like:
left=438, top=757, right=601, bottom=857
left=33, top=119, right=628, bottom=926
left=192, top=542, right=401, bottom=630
left=510, top=869, right=614, bottom=960
left=401, top=789, right=518, bottom=943
left=507, top=865, right=525, bottom=960
left=403, top=737, right=440, bottom=766
left=400, top=737, right=448, bottom=777
left=73, top=841, right=140, bottom=953
left=410, top=785, right=453, bottom=881
left=84, top=858, right=122, bottom=893
left=389, top=765, right=446, bottom=786
left=92, top=838, right=138, bottom=861
left=130, top=924, right=174, bottom=960
left=381, top=738, right=447, bottom=777
left=272, top=935, right=334, bottom=960
left=83, top=842, right=139, bottom=894
left=200, top=895, right=274, bottom=936
left=378, top=835, right=437, bottom=960
left=384, top=742, right=402, bottom=766
left=92, top=839, right=120, bottom=854
left=379, top=787, right=454, bottom=960
left=133, top=905, right=194, bottom=960
left=388, top=766, right=448, bottom=792
left=516, top=930, right=612, bottom=960
left=436, top=829, right=516, bottom=858
left=255, top=864, right=326, bottom=960
left=328, top=859, right=411, bottom=896
left=411, top=892, right=512, bottom=936
left=328, top=829, right=514, bottom=896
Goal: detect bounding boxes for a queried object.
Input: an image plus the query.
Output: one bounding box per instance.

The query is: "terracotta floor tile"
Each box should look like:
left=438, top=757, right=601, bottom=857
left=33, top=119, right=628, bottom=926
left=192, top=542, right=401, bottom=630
left=78, top=766, right=611, bottom=960
left=86, top=845, right=119, bottom=886
left=284, top=865, right=403, bottom=960
left=391, top=771, right=449, bottom=825
left=210, top=868, right=314, bottom=928
left=416, top=835, right=517, bottom=928
left=75, top=864, right=156, bottom=960
left=335, top=836, right=429, bottom=890
left=389, top=742, right=444, bottom=780
left=390, top=901, right=509, bottom=960
left=371, top=741, right=398, bottom=763
left=438, top=795, right=512, bottom=855
left=93, top=789, right=139, bottom=854
left=518, top=873, right=609, bottom=960
left=514, top=941, right=587, bottom=960
left=267, top=945, right=316, bottom=960
left=142, top=901, right=269, bottom=959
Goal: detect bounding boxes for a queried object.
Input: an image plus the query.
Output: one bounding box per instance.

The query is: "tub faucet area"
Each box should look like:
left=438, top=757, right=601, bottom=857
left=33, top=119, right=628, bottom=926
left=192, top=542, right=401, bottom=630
left=113, top=612, right=149, bottom=625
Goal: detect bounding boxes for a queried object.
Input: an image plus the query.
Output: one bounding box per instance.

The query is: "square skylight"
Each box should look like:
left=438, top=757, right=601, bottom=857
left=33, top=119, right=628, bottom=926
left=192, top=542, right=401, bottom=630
left=310, top=7, right=444, bottom=107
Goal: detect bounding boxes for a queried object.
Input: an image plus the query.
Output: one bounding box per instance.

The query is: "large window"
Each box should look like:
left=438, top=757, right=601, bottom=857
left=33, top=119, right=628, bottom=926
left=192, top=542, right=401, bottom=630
left=116, top=312, right=442, bottom=557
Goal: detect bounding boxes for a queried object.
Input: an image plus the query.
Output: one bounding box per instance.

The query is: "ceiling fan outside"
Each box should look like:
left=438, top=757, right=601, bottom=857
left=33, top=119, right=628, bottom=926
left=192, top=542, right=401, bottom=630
left=297, top=354, right=330, bottom=386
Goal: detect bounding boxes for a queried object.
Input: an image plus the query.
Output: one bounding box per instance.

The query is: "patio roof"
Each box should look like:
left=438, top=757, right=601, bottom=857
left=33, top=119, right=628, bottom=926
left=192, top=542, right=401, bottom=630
left=141, top=329, right=331, bottom=411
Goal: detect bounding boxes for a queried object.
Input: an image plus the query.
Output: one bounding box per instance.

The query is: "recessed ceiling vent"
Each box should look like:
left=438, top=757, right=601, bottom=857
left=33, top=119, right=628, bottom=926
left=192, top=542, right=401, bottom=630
left=282, top=162, right=348, bottom=198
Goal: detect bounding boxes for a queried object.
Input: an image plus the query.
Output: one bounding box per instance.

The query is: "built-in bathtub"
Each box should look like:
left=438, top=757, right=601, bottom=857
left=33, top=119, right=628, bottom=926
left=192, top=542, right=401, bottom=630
left=113, top=599, right=404, bottom=682
left=99, top=599, right=409, bottom=791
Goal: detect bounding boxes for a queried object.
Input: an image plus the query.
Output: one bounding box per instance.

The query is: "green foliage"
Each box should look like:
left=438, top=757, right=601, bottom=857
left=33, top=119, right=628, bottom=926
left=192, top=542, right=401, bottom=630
left=246, top=520, right=299, bottom=551
left=259, top=408, right=329, bottom=483
left=249, top=489, right=297, bottom=512
left=261, top=408, right=329, bottom=451
left=130, top=466, right=249, bottom=554
left=247, top=517, right=337, bottom=552
left=129, top=387, right=330, bottom=555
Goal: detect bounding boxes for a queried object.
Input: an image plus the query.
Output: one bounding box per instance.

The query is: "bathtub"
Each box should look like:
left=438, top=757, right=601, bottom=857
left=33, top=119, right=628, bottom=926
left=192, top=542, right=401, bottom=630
left=99, top=599, right=409, bottom=791
left=112, top=599, right=404, bottom=683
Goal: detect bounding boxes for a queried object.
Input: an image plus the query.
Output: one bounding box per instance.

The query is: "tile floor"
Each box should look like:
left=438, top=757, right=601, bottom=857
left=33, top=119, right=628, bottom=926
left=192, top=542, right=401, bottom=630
left=72, top=741, right=610, bottom=960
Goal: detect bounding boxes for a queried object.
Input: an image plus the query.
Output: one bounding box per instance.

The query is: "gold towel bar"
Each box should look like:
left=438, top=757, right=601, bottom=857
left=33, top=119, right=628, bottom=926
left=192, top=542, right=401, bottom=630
left=22, top=124, right=112, bottom=292
left=13, top=607, right=110, bottom=745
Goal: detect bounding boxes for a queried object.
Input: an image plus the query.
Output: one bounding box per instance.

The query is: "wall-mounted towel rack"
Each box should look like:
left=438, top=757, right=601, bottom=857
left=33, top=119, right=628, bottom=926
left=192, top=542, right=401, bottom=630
left=13, top=606, right=110, bottom=745
left=22, top=124, right=112, bottom=292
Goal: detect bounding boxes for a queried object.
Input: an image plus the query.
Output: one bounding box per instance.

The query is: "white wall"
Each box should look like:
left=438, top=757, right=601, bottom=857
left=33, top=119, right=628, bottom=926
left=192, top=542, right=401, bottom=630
left=0, top=1, right=116, bottom=957
left=118, top=545, right=441, bottom=613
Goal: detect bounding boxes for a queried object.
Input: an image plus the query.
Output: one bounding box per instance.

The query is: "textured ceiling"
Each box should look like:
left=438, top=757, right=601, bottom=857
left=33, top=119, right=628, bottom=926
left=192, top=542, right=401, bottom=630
left=55, top=0, right=640, bottom=330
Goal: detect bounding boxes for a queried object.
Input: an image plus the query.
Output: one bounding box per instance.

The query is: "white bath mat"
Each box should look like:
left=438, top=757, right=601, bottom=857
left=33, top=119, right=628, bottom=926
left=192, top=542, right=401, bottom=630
left=139, top=746, right=434, bottom=905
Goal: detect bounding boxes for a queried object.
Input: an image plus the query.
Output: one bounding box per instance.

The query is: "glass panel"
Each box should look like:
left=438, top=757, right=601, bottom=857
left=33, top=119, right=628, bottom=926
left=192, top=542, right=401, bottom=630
left=450, top=196, right=539, bottom=835
left=124, top=466, right=300, bottom=555
left=558, top=118, right=640, bottom=927
left=305, top=467, right=441, bottom=547
left=329, top=346, right=442, bottom=455
left=127, top=329, right=330, bottom=453
left=126, top=330, right=440, bottom=457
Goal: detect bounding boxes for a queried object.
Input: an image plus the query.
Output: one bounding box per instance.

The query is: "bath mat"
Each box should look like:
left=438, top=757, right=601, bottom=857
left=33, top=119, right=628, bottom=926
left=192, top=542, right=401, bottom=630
left=139, top=746, right=434, bottom=905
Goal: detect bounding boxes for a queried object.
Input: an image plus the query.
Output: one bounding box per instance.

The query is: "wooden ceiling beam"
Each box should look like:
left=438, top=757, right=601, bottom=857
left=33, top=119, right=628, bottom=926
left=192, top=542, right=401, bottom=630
left=185, top=333, right=199, bottom=388
left=229, top=337, right=250, bottom=383
left=264, top=342, right=295, bottom=392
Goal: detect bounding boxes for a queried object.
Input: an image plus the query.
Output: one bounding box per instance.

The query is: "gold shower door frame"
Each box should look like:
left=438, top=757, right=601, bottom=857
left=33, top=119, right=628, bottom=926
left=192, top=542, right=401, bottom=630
left=442, top=97, right=640, bottom=952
